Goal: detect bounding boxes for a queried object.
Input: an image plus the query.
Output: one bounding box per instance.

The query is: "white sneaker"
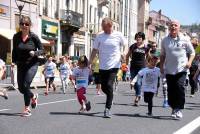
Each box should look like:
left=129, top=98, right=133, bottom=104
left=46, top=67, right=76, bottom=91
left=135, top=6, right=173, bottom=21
left=176, top=110, right=183, bottom=119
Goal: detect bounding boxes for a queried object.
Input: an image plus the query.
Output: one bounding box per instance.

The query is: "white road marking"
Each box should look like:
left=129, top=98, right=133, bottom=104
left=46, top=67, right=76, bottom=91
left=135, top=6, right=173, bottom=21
left=0, top=109, right=11, bottom=112
left=173, top=116, right=200, bottom=134
left=38, top=98, right=77, bottom=106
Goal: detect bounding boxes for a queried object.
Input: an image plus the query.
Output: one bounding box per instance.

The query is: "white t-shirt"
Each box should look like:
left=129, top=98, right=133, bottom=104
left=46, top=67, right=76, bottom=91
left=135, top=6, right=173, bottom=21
left=44, top=61, right=57, bottom=77
left=0, top=59, right=5, bottom=66
left=60, top=63, right=71, bottom=78
left=72, top=67, right=90, bottom=89
left=93, top=31, right=127, bottom=70
left=138, top=67, right=160, bottom=93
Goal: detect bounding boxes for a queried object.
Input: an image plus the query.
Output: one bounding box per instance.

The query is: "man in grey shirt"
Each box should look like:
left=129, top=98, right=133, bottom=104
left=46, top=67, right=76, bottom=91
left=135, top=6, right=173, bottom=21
left=160, top=20, right=195, bottom=119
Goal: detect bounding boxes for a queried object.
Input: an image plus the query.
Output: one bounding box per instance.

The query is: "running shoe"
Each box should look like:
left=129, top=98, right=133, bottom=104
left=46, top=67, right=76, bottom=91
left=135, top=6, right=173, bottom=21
left=146, top=112, right=153, bottom=116
left=104, top=108, right=112, bottom=118
left=44, top=92, right=48, bottom=96
left=175, top=110, right=183, bottom=119
left=2, top=89, right=8, bottom=100
left=31, top=94, right=38, bottom=109
left=21, top=108, right=32, bottom=117
left=171, top=109, right=176, bottom=118
left=85, top=101, right=91, bottom=111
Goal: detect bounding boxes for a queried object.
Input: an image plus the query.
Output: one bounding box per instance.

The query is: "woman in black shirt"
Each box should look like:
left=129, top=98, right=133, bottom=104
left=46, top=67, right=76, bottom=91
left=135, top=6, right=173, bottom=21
left=126, top=32, right=150, bottom=106
left=12, top=16, right=44, bottom=117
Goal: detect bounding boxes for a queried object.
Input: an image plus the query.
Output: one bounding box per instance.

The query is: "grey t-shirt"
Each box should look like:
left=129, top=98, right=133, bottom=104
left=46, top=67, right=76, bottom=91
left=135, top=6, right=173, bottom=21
left=161, top=33, right=195, bottom=75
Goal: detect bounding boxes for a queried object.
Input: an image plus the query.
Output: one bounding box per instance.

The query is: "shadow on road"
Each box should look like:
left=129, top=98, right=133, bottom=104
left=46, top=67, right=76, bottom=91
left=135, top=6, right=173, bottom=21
left=114, top=113, right=179, bottom=121
left=0, top=112, right=22, bottom=117
left=49, top=112, right=103, bottom=118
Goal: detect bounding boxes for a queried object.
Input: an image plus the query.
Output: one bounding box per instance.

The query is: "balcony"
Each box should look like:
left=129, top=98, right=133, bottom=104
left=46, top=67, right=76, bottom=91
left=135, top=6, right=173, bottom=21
left=97, top=0, right=111, bottom=6
left=60, top=9, right=83, bottom=29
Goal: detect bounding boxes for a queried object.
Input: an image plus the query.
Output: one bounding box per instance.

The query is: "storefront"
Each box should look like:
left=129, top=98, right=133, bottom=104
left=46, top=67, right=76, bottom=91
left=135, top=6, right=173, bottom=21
left=41, top=19, right=58, bottom=55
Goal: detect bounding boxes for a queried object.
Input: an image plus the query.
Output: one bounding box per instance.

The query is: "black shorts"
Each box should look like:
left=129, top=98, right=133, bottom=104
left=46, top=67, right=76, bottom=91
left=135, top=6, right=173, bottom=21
left=45, top=77, right=55, bottom=85
left=93, top=72, right=101, bottom=84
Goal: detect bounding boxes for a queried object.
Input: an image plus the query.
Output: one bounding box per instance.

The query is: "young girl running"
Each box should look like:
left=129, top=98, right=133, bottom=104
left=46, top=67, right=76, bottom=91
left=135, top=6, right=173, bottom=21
left=137, top=53, right=160, bottom=116
left=43, top=56, right=57, bottom=95
left=59, top=56, right=72, bottom=94
left=70, top=55, right=91, bottom=113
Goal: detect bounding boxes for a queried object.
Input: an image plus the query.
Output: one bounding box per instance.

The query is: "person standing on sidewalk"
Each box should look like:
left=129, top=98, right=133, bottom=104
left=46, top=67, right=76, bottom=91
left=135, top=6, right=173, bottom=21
left=160, top=20, right=195, bottom=119
left=89, top=17, right=127, bottom=118
left=12, top=16, right=44, bottom=117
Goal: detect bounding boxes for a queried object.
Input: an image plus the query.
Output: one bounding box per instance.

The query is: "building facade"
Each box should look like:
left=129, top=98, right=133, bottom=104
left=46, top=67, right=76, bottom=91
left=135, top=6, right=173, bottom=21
left=0, top=0, right=38, bottom=63
left=138, top=0, right=151, bottom=36
left=148, top=10, right=171, bottom=48
left=0, top=0, right=157, bottom=63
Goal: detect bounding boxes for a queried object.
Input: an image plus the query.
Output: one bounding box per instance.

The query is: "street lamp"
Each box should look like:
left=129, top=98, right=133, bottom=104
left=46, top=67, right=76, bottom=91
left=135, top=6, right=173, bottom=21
left=15, top=0, right=25, bottom=20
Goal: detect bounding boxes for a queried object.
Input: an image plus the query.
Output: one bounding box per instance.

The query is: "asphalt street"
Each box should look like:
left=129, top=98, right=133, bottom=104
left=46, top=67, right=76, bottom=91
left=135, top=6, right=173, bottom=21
left=0, top=82, right=200, bottom=134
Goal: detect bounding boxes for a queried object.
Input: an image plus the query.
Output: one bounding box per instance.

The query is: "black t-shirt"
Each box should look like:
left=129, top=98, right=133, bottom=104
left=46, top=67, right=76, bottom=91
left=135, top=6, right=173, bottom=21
left=12, top=31, right=44, bottom=64
left=129, top=43, right=149, bottom=70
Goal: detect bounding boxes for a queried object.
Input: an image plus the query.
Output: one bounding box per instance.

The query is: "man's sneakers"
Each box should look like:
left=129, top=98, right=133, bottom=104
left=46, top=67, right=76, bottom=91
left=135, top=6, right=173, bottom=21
left=163, top=100, right=169, bottom=108
left=31, top=94, right=38, bottom=109
left=146, top=112, right=153, bottom=116
left=104, top=108, right=112, bottom=118
left=171, top=109, right=183, bottom=119
left=21, top=107, right=32, bottom=117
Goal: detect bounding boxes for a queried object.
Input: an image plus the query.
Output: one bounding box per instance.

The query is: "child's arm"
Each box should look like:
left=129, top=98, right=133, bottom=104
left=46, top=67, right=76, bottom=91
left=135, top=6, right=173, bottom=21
left=136, top=74, right=142, bottom=87
left=157, top=77, right=160, bottom=89
left=156, top=77, right=160, bottom=95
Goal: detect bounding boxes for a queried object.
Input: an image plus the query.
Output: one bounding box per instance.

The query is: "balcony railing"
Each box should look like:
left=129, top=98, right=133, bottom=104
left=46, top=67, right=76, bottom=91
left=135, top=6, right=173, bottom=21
left=97, top=0, right=111, bottom=6
left=60, top=9, right=83, bottom=28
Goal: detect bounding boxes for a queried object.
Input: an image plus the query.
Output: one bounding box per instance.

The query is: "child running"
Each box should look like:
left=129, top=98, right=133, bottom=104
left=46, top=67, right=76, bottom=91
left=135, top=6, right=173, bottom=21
left=43, top=55, right=57, bottom=95
left=70, top=55, right=91, bottom=113
left=137, top=53, right=160, bottom=116
left=59, top=56, right=72, bottom=94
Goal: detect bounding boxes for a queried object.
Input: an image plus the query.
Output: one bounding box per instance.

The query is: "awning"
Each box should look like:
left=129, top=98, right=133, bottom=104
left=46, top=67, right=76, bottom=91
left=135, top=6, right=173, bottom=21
left=0, top=28, right=16, bottom=40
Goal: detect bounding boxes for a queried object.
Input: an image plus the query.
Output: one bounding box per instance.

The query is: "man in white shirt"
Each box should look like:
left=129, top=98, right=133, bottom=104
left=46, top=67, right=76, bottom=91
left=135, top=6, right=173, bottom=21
left=160, top=20, right=195, bottom=119
left=89, top=17, right=127, bottom=118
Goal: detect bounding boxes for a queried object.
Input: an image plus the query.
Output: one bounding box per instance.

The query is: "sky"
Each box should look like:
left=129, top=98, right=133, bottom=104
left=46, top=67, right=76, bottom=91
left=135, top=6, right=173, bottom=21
left=150, top=0, right=200, bottom=25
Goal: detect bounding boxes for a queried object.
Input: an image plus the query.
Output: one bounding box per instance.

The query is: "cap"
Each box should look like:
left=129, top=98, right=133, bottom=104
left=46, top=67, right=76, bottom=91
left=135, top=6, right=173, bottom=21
left=151, top=50, right=160, bottom=58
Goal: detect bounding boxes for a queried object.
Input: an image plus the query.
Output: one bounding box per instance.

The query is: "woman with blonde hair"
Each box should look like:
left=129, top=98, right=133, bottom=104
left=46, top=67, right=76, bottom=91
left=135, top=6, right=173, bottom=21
left=12, top=16, right=44, bottom=116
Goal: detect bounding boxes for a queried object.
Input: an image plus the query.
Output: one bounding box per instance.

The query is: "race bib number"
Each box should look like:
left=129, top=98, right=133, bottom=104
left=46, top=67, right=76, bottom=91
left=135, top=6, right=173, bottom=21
left=76, top=77, right=87, bottom=88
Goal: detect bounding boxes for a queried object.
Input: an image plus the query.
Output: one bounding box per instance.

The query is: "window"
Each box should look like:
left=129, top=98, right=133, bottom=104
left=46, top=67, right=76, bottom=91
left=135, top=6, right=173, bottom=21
left=89, top=5, right=92, bottom=23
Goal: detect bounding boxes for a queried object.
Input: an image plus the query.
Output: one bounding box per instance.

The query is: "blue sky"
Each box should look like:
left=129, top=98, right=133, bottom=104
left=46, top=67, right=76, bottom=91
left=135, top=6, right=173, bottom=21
left=150, top=0, right=200, bottom=25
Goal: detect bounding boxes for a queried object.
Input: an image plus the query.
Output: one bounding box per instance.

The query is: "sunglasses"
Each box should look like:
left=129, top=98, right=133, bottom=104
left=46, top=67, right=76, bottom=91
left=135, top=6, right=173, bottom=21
left=20, top=22, right=30, bottom=26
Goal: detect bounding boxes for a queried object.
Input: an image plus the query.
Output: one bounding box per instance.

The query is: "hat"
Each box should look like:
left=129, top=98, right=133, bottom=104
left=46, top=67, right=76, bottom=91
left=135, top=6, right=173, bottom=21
left=151, top=50, right=160, bottom=58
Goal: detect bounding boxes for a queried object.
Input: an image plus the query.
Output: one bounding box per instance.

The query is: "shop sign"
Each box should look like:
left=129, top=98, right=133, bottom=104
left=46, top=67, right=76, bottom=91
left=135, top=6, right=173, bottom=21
left=0, top=4, right=9, bottom=17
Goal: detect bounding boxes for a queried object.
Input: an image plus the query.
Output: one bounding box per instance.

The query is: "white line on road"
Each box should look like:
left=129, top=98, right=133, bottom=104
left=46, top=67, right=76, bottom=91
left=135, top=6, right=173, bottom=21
left=38, top=98, right=77, bottom=106
left=0, top=109, right=11, bottom=112
left=173, top=116, right=200, bottom=134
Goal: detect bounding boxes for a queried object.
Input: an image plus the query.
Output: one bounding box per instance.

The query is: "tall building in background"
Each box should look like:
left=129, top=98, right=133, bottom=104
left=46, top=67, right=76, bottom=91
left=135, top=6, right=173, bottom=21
left=138, top=0, right=151, bottom=36
left=148, top=10, right=171, bottom=48
left=39, top=0, right=59, bottom=56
